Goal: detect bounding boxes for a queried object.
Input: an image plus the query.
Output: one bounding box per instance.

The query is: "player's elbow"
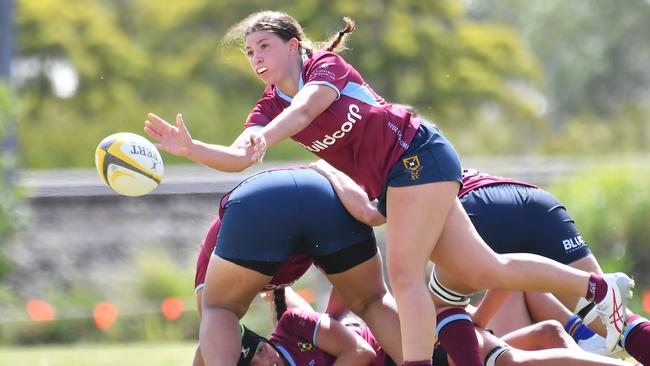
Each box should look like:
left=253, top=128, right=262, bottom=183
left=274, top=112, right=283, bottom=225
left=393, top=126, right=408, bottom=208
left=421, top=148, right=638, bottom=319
left=360, top=201, right=386, bottom=227
left=222, top=162, right=251, bottom=173
left=364, top=209, right=386, bottom=227
left=347, top=343, right=377, bottom=365
left=213, top=162, right=250, bottom=173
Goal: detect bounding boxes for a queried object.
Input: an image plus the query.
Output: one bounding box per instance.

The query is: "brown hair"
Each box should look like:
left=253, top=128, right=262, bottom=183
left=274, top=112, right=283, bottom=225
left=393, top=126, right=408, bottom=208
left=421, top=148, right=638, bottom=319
left=223, top=11, right=355, bottom=57
left=272, top=288, right=287, bottom=321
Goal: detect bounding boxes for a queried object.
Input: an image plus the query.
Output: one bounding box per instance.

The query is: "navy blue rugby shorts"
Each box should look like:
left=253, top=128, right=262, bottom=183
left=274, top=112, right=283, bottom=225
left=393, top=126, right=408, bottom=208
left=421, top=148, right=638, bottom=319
left=460, top=184, right=591, bottom=264
left=377, top=122, right=463, bottom=216
left=215, top=167, right=377, bottom=276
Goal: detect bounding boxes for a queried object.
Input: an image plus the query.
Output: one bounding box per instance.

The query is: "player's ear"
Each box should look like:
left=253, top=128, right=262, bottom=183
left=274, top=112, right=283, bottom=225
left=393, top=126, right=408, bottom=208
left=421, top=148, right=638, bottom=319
left=288, top=38, right=300, bottom=55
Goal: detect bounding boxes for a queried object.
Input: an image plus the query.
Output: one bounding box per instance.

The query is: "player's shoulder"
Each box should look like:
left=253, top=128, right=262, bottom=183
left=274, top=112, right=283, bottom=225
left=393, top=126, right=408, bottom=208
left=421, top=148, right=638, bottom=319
left=304, top=50, right=348, bottom=69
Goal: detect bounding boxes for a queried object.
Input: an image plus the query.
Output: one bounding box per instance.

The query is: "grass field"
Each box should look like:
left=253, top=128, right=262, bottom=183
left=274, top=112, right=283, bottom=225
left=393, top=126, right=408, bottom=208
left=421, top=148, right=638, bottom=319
left=0, top=342, right=197, bottom=366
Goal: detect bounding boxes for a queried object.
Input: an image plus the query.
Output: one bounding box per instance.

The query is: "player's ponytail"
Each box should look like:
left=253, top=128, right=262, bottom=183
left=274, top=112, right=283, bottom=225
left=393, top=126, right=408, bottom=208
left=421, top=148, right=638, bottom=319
left=273, top=288, right=287, bottom=321
left=325, top=17, right=356, bottom=53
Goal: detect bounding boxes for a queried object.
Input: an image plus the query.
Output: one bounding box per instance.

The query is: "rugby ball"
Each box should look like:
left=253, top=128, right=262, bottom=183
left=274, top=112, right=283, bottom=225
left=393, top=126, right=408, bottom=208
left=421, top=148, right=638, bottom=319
left=95, top=132, right=164, bottom=196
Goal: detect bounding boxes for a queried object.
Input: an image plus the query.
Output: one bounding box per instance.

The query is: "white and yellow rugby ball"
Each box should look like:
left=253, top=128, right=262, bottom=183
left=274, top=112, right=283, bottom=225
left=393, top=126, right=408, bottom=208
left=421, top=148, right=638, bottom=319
left=95, top=132, right=164, bottom=196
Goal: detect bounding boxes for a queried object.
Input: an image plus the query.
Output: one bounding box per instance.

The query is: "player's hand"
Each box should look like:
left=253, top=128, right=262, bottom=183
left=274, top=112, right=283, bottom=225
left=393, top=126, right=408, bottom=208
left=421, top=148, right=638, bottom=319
left=247, top=130, right=267, bottom=163
left=144, top=113, right=193, bottom=157
left=309, top=159, right=336, bottom=177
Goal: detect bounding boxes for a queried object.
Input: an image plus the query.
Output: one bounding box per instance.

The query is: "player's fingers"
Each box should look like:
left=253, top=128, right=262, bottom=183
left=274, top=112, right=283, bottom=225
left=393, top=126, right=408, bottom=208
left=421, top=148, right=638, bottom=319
left=143, top=125, right=160, bottom=139
left=144, top=123, right=163, bottom=140
left=147, top=113, right=170, bottom=127
left=176, top=113, right=185, bottom=128
left=253, top=136, right=266, bottom=151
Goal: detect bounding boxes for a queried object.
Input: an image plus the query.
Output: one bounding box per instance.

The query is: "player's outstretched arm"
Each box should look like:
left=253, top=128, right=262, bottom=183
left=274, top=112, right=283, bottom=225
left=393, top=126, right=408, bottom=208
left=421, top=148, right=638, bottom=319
left=248, top=84, right=337, bottom=162
left=144, top=113, right=255, bottom=172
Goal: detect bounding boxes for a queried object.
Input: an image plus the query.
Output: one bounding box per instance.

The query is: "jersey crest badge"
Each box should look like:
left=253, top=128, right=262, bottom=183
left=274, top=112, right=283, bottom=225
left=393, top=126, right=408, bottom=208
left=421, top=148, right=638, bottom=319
left=402, top=155, right=422, bottom=180
left=297, top=341, right=314, bottom=352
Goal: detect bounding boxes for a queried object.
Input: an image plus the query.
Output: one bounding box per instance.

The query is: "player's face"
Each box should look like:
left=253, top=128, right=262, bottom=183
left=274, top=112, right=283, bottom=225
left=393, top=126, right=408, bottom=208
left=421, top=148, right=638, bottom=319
left=245, top=31, right=297, bottom=86
left=251, top=341, right=285, bottom=366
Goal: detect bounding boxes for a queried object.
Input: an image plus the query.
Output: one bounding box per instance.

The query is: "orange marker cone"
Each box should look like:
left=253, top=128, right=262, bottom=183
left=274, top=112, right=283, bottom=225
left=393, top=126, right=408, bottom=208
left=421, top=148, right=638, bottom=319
left=161, top=297, right=184, bottom=321
left=643, top=289, right=650, bottom=315
left=93, top=302, right=118, bottom=331
left=26, top=299, right=55, bottom=322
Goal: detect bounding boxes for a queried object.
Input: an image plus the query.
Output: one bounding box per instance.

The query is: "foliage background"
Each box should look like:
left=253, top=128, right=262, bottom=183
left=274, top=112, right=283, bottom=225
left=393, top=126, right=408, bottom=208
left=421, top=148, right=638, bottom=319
left=12, top=0, right=650, bottom=167
left=15, top=0, right=545, bottom=167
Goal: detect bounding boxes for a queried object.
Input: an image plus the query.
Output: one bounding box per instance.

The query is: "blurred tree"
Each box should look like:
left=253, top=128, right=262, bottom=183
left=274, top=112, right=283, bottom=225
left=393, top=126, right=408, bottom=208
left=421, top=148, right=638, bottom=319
left=468, top=0, right=650, bottom=153
left=15, top=0, right=541, bottom=168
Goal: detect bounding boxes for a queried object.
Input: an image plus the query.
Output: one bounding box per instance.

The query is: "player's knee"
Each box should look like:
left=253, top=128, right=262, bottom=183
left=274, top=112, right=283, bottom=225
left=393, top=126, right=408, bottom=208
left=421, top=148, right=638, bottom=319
left=535, top=320, right=569, bottom=348
left=386, top=260, right=421, bottom=291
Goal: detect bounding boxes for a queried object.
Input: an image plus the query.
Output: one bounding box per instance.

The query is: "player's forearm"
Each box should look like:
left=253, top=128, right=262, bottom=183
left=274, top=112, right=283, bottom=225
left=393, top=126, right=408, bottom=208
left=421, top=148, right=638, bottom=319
left=472, top=289, right=511, bottom=329
left=260, top=106, right=312, bottom=147
left=261, top=85, right=336, bottom=147
left=186, top=140, right=254, bottom=172
left=318, top=165, right=386, bottom=226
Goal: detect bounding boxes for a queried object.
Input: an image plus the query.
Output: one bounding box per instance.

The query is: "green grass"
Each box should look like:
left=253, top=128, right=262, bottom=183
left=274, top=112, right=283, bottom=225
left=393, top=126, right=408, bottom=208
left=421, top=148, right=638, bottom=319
left=0, top=342, right=197, bottom=366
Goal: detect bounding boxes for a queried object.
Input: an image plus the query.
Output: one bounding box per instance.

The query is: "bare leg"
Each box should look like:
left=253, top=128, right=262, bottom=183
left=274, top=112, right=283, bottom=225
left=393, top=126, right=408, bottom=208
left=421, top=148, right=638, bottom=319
left=386, top=181, right=459, bottom=361
left=501, top=348, right=634, bottom=366
left=326, top=253, right=403, bottom=365
left=500, top=320, right=579, bottom=351
left=484, top=291, right=533, bottom=337
left=431, top=201, right=593, bottom=297
left=524, top=292, right=575, bottom=326
left=199, top=255, right=271, bottom=366
left=470, top=329, right=634, bottom=366
left=193, top=289, right=206, bottom=366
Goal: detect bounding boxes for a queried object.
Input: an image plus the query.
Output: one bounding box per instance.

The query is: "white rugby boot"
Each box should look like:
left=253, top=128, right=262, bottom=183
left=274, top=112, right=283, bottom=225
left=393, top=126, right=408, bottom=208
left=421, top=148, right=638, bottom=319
left=595, top=272, right=635, bottom=351
left=578, top=334, right=625, bottom=358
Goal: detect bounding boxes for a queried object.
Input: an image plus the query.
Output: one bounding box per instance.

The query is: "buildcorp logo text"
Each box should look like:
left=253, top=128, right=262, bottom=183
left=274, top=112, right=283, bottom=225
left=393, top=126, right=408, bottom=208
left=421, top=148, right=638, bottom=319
left=299, top=104, right=362, bottom=152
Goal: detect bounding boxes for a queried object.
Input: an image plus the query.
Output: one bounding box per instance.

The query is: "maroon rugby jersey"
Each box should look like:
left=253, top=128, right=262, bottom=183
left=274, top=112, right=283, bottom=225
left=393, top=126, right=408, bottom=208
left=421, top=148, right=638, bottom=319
left=245, top=51, right=420, bottom=199
left=194, top=217, right=313, bottom=294
left=270, top=308, right=388, bottom=366
left=459, top=169, right=537, bottom=198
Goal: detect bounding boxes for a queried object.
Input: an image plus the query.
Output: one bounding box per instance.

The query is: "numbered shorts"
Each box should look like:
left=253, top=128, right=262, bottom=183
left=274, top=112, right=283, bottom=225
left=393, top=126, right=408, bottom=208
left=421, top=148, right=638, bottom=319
left=215, top=167, right=377, bottom=275
left=378, top=121, right=463, bottom=216
left=460, top=184, right=591, bottom=264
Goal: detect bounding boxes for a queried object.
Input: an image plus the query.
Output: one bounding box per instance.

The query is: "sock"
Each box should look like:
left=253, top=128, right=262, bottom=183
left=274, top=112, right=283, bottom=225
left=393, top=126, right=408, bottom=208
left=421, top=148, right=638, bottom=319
left=436, top=308, right=482, bottom=366
left=403, top=361, right=432, bottom=366
left=622, top=314, right=650, bottom=364
left=565, top=314, right=596, bottom=342
left=585, top=273, right=607, bottom=303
